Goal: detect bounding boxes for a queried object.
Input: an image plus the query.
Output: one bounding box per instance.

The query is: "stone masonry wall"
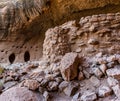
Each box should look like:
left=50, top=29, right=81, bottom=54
left=43, top=12, right=120, bottom=63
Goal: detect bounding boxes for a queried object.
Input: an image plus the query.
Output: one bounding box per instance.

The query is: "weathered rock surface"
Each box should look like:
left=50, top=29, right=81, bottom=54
left=0, top=87, right=39, bottom=101
left=1, top=0, right=120, bottom=39
left=78, top=71, right=84, bottom=81
left=0, top=0, right=120, bottom=63
left=0, top=53, right=119, bottom=101
left=99, top=64, right=107, bottom=74
left=98, top=86, right=112, bottom=97
left=0, top=0, right=49, bottom=38
left=72, top=92, right=81, bottom=101
left=92, top=67, right=103, bottom=78
left=0, top=0, right=51, bottom=63
left=63, top=82, right=79, bottom=96
left=107, top=77, right=119, bottom=87
left=107, top=77, right=120, bottom=99
left=106, top=66, right=120, bottom=80
left=58, top=81, right=69, bottom=91
left=111, top=84, right=120, bottom=99
left=81, top=90, right=97, bottom=101
left=43, top=91, right=50, bottom=101
left=89, top=76, right=100, bottom=87
left=47, top=81, right=58, bottom=91
left=60, top=52, right=79, bottom=81
left=21, top=79, right=39, bottom=90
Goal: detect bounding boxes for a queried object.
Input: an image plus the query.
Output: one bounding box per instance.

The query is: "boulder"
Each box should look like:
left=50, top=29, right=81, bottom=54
left=0, top=87, right=39, bottom=101
left=63, top=82, right=79, bottom=96
left=81, top=91, right=97, bottom=101
left=83, top=70, right=91, bottom=79
left=112, top=84, right=120, bottom=99
left=107, top=77, right=119, bottom=87
left=47, top=81, right=59, bottom=91
left=92, top=67, right=103, bottom=78
left=89, top=76, right=100, bottom=87
left=106, top=66, right=120, bottom=80
left=99, top=64, right=107, bottom=74
left=55, top=77, right=63, bottom=84
left=60, top=52, right=79, bottom=81
left=43, top=91, right=50, bottom=101
left=22, top=79, right=39, bottom=91
left=72, top=92, right=81, bottom=101
left=3, top=81, right=18, bottom=90
left=39, top=86, right=46, bottom=94
left=107, top=77, right=120, bottom=98
left=59, top=81, right=69, bottom=91
left=40, top=79, right=49, bottom=87
left=98, top=86, right=112, bottom=97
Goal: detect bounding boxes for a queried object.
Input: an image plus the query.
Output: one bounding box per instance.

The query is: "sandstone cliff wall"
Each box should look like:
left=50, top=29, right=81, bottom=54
left=0, top=0, right=120, bottom=63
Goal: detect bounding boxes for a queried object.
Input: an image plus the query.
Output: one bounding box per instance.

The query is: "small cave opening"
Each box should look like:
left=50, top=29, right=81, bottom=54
left=24, top=51, right=30, bottom=62
left=9, top=53, right=15, bottom=64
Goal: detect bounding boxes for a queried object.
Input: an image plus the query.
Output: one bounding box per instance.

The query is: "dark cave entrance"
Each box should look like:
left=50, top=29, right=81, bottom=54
left=24, top=51, right=30, bottom=62
left=9, top=53, right=15, bottom=64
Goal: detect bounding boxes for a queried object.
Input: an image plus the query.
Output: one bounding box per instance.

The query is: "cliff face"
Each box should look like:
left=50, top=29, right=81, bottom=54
left=0, top=0, right=50, bottom=63
left=1, top=0, right=120, bottom=39
left=0, top=0, right=49, bottom=39
left=0, top=0, right=120, bottom=63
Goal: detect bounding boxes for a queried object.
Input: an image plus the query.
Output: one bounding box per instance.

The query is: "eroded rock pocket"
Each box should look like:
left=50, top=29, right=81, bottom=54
left=24, top=51, right=30, bottom=62
left=9, top=53, right=15, bottom=64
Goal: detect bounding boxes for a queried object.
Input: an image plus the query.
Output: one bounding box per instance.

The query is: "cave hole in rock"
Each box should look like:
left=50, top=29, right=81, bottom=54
left=24, top=51, right=30, bottom=62
left=9, top=53, right=15, bottom=64
left=1, top=50, right=4, bottom=52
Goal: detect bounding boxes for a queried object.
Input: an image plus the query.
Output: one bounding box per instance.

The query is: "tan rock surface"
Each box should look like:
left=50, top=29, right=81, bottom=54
left=60, top=52, right=79, bottom=81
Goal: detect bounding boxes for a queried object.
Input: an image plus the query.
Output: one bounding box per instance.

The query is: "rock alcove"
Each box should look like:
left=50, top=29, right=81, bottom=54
left=0, top=0, right=120, bottom=64
left=0, top=0, right=120, bottom=101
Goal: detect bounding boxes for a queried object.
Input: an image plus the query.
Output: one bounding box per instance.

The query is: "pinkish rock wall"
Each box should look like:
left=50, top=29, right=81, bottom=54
left=0, top=0, right=50, bottom=63
left=0, top=0, right=120, bottom=64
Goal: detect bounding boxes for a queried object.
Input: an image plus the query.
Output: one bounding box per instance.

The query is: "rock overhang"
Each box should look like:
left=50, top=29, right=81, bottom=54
left=0, top=0, right=120, bottom=63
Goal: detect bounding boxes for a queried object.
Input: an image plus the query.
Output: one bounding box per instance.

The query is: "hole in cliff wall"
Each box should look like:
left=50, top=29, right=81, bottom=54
left=27, top=17, right=30, bottom=21
left=45, top=0, right=51, bottom=8
left=24, top=51, right=30, bottom=62
left=9, top=53, right=15, bottom=64
left=1, top=50, right=4, bottom=52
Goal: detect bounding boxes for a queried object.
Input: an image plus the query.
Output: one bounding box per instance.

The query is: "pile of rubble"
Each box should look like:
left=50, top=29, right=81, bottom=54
left=0, top=0, right=120, bottom=101
left=0, top=52, right=119, bottom=101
